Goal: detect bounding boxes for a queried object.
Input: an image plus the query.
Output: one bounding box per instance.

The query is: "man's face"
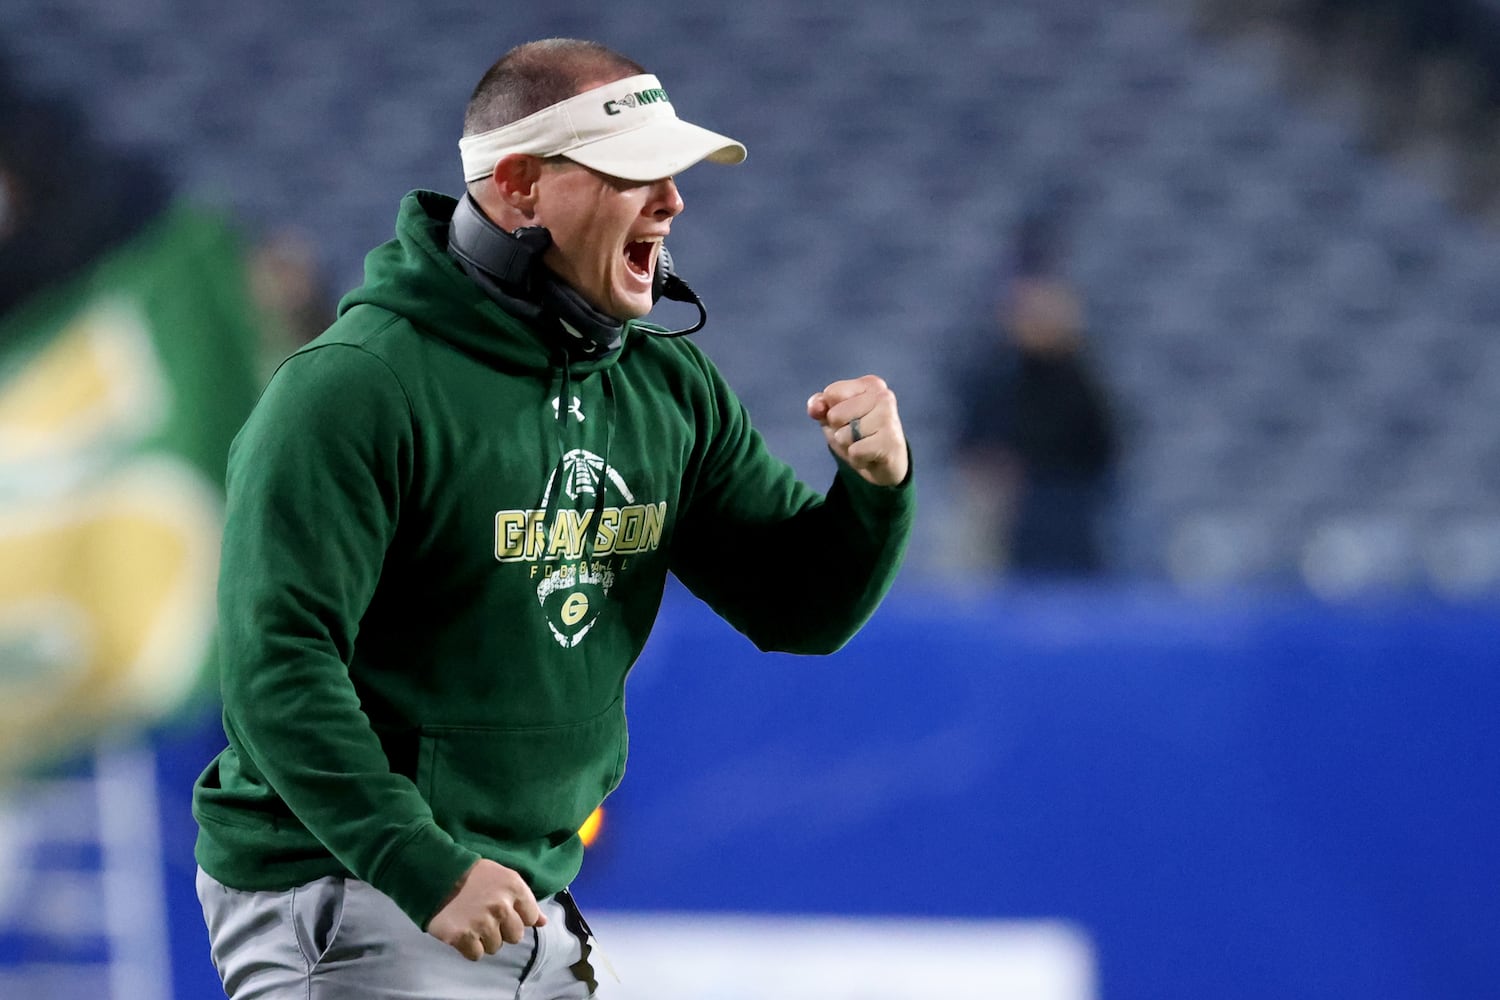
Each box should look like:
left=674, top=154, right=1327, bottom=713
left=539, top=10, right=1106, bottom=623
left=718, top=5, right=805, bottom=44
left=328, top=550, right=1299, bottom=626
left=532, top=160, right=684, bottom=321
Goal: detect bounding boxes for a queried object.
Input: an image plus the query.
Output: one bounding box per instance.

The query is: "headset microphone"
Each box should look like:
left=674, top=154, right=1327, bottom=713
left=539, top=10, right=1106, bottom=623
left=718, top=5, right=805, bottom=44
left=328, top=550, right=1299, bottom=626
left=651, top=245, right=707, bottom=337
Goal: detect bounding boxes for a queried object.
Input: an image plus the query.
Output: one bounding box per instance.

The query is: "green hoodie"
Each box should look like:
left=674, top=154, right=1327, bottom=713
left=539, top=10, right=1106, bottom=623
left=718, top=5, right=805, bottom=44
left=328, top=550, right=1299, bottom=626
left=193, top=191, right=914, bottom=930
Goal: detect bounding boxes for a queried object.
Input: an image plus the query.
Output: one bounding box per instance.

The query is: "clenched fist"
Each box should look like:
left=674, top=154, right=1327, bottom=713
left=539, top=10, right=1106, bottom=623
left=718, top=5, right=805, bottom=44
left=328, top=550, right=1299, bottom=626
left=807, top=374, right=909, bottom=487
left=427, top=859, right=547, bottom=961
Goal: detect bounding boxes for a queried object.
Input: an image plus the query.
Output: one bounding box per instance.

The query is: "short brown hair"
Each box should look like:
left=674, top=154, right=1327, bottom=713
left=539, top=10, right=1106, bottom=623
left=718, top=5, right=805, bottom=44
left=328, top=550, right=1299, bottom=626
left=463, top=39, right=646, bottom=137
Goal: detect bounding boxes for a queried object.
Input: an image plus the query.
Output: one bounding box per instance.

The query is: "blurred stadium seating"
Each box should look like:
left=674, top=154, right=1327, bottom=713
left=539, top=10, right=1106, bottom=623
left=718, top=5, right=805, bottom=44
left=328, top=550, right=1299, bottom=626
left=4, top=0, right=1500, bottom=592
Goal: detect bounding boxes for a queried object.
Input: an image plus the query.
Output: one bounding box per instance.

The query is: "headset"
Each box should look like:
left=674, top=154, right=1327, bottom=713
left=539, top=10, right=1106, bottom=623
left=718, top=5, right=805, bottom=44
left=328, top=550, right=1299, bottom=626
left=447, top=193, right=707, bottom=352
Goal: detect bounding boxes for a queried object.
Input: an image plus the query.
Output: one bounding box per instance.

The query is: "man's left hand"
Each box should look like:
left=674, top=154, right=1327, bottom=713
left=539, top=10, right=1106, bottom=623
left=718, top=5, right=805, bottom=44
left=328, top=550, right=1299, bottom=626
left=807, top=375, right=909, bottom=487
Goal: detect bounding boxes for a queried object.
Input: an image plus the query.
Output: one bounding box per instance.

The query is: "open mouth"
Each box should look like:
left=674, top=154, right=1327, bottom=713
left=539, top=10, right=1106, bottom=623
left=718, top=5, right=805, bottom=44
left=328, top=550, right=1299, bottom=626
left=624, top=240, right=654, bottom=279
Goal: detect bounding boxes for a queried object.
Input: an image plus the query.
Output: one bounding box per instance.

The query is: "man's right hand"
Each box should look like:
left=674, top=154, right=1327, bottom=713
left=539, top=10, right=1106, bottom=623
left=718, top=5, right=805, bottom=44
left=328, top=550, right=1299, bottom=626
left=426, top=859, right=548, bottom=961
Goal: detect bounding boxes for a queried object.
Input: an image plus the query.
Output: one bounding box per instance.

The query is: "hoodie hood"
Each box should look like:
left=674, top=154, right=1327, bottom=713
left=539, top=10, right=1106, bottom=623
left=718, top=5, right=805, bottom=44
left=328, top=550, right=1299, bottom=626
left=338, top=190, right=629, bottom=376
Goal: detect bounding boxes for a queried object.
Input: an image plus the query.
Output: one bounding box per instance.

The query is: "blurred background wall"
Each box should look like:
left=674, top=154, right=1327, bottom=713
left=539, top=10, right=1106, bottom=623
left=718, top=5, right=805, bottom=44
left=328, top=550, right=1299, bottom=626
left=0, top=0, right=1497, bottom=997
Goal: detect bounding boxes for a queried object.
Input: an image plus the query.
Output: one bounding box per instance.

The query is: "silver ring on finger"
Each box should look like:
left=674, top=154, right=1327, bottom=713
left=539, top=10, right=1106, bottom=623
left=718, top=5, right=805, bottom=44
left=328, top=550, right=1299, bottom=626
left=850, top=416, right=863, bottom=443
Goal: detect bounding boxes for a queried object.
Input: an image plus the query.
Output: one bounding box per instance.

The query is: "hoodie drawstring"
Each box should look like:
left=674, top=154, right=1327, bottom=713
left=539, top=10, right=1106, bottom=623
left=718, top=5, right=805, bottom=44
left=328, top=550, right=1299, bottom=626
left=539, top=360, right=572, bottom=546
left=581, top=371, right=616, bottom=564
left=539, top=360, right=615, bottom=566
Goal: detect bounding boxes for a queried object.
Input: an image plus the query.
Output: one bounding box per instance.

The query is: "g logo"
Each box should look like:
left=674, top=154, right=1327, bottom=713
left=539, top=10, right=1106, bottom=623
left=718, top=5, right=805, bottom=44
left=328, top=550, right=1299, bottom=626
left=536, top=562, right=613, bottom=649
left=560, top=592, right=590, bottom=627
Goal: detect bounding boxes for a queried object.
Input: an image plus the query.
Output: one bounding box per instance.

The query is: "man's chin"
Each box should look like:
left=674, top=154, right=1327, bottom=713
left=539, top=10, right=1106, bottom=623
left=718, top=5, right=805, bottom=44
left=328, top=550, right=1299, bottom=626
left=608, top=292, right=654, bottom=322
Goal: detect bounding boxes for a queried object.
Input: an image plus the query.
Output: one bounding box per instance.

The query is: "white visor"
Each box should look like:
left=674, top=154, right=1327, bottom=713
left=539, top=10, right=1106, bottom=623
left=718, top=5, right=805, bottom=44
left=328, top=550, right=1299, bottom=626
left=459, top=74, right=747, bottom=184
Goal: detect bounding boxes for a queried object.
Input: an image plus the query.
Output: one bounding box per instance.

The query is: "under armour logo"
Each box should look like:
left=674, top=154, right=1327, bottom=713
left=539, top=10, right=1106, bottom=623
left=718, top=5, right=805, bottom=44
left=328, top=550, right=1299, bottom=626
left=551, top=396, right=585, bottom=422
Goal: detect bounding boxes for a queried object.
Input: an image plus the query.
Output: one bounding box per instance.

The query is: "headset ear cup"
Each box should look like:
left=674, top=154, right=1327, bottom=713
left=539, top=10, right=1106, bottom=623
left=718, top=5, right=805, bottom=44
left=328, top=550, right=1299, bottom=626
left=653, top=246, right=674, bottom=303
left=447, top=195, right=551, bottom=291
left=513, top=226, right=553, bottom=256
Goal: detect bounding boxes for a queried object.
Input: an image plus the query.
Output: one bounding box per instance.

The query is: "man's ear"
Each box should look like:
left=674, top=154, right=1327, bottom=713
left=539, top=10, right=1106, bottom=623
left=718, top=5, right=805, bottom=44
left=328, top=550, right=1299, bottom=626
left=488, top=154, right=544, bottom=218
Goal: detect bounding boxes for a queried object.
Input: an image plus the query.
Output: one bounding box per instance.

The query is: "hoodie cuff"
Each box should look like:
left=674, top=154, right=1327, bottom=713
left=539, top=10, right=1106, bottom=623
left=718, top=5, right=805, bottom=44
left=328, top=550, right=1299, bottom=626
left=834, top=444, right=916, bottom=512
left=369, top=821, right=482, bottom=930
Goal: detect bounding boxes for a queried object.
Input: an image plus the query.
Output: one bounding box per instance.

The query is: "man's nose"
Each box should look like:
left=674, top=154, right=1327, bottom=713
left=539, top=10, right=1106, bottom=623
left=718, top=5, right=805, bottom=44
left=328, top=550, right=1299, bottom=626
left=651, top=177, right=684, bottom=219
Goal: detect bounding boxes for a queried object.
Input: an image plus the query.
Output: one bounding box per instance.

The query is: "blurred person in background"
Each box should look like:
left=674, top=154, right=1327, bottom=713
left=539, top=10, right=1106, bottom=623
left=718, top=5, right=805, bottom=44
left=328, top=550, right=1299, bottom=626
left=954, top=209, right=1118, bottom=577
left=191, top=37, right=914, bottom=1000
left=0, top=56, right=312, bottom=361
left=0, top=64, right=169, bottom=327
left=246, top=226, right=337, bottom=364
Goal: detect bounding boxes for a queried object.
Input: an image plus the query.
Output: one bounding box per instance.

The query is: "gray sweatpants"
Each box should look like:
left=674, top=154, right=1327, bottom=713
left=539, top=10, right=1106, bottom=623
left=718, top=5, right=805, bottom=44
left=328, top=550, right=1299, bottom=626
left=196, top=868, right=614, bottom=999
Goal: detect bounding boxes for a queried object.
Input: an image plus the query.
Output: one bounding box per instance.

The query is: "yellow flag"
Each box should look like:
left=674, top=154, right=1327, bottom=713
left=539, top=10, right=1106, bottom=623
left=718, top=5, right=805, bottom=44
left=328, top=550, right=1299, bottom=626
left=0, top=205, right=262, bottom=776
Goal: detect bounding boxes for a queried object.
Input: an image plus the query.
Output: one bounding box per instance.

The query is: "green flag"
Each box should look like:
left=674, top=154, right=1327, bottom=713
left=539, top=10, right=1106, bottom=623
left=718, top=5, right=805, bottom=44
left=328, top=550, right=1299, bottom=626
left=0, top=204, right=263, bottom=776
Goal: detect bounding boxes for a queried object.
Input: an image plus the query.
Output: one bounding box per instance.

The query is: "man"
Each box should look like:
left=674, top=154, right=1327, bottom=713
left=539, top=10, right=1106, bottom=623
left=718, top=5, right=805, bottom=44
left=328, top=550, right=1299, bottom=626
left=193, top=38, right=913, bottom=999
left=956, top=275, right=1116, bottom=576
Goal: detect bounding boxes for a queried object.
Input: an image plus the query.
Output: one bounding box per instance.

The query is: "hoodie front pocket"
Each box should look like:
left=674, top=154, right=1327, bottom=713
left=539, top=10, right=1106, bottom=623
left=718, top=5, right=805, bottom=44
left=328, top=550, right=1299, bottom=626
left=415, top=697, right=627, bottom=850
